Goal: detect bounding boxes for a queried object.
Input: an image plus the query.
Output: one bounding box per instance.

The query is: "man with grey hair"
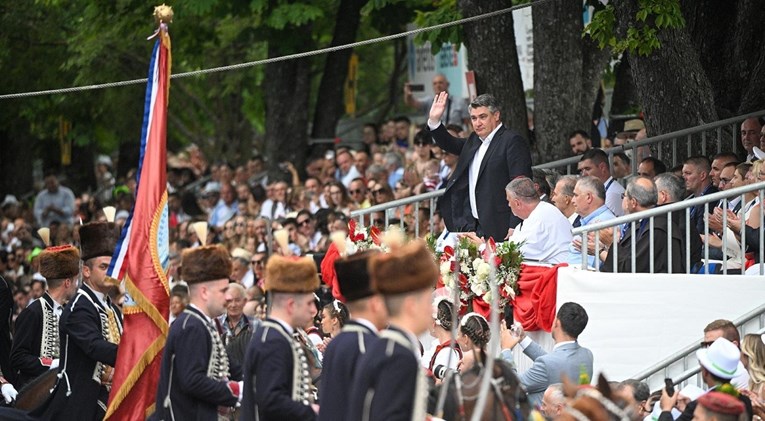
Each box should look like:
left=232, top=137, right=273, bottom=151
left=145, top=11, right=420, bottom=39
left=383, top=151, right=404, bottom=188
left=568, top=176, right=616, bottom=268
left=503, top=177, right=572, bottom=263
left=656, top=173, right=703, bottom=269
left=427, top=93, right=533, bottom=241
left=540, top=383, right=566, bottom=418
left=600, top=176, right=684, bottom=273
left=551, top=175, right=579, bottom=225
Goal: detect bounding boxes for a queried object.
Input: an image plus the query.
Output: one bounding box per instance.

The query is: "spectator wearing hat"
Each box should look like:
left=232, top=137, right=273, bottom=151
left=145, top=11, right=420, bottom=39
left=703, top=319, right=751, bottom=390
left=695, top=391, right=746, bottom=421
left=11, top=245, right=79, bottom=389
left=659, top=338, right=753, bottom=421
left=241, top=255, right=320, bottom=420
left=33, top=173, right=75, bottom=228
left=500, top=301, right=593, bottom=408
left=346, top=241, right=437, bottom=421
left=34, top=221, right=123, bottom=420
left=152, top=245, right=242, bottom=421
left=319, top=251, right=389, bottom=421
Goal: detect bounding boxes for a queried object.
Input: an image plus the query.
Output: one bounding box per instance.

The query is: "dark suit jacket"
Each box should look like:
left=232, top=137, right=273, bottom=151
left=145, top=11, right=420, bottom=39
left=33, top=285, right=122, bottom=421
left=347, top=326, right=422, bottom=421
left=429, top=123, right=533, bottom=241
left=602, top=216, right=685, bottom=273
left=11, top=293, right=56, bottom=388
left=0, top=276, right=14, bottom=385
left=318, top=321, right=378, bottom=421
left=240, top=319, right=316, bottom=421
left=151, top=307, right=238, bottom=421
left=689, top=184, right=719, bottom=234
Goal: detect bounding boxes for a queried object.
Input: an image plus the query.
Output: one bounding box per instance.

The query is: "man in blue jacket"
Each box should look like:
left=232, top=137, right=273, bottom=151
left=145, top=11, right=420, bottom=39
left=500, top=301, right=594, bottom=407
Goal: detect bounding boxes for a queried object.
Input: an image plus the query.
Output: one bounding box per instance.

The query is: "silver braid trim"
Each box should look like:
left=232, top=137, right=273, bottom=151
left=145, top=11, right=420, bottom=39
left=40, top=299, right=60, bottom=359
left=261, top=321, right=313, bottom=405
left=184, top=310, right=230, bottom=381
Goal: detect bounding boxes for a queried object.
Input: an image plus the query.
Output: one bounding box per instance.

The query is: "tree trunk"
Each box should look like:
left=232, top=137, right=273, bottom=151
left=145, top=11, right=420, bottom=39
left=613, top=0, right=718, bottom=161
left=610, top=53, right=640, bottom=116
left=311, top=0, right=368, bottom=141
left=264, top=40, right=311, bottom=179
left=457, top=0, right=528, bottom=142
left=532, top=0, right=610, bottom=162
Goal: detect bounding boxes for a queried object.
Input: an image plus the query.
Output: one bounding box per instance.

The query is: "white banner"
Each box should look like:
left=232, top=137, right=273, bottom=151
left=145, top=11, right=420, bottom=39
left=511, top=267, right=765, bottom=384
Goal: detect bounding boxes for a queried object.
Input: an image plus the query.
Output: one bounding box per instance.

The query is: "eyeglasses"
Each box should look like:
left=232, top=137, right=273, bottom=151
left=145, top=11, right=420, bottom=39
left=700, top=341, right=714, bottom=348
left=251, top=259, right=264, bottom=266
left=372, top=189, right=385, bottom=195
left=330, top=190, right=342, bottom=195
left=349, top=189, right=363, bottom=195
left=297, top=219, right=311, bottom=227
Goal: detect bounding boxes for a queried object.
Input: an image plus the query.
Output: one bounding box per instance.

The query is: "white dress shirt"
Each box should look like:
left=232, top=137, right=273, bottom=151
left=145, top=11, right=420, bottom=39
left=604, top=177, right=625, bottom=217
left=508, top=201, right=573, bottom=264
left=467, top=124, right=503, bottom=219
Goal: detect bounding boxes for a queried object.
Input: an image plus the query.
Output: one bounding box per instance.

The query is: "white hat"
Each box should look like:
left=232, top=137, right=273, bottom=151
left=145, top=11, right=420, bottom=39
left=1, top=195, right=18, bottom=207
left=231, top=247, right=252, bottom=261
left=696, top=337, right=744, bottom=379
left=678, top=385, right=704, bottom=402
left=753, top=146, right=765, bottom=161
left=115, top=210, right=130, bottom=221
left=96, top=155, right=113, bottom=168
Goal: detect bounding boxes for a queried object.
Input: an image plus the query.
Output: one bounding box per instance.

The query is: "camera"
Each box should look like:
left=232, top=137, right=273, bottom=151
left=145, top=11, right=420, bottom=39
left=433, top=364, right=453, bottom=380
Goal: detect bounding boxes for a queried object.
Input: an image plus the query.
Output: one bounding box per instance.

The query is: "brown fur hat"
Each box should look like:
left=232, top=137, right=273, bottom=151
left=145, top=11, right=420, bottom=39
left=79, top=221, right=119, bottom=261
left=370, top=240, right=437, bottom=295
left=39, top=245, right=80, bottom=280
left=334, top=250, right=379, bottom=302
left=181, top=245, right=232, bottom=284
left=265, top=255, right=319, bottom=293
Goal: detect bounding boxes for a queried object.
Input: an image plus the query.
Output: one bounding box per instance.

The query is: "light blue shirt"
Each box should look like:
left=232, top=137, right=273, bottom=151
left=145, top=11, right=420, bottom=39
left=567, top=204, right=616, bottom=268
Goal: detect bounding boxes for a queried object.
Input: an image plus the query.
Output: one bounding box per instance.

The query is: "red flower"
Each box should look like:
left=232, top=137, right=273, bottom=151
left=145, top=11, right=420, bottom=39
left=369, top=226, right=381, bottom=246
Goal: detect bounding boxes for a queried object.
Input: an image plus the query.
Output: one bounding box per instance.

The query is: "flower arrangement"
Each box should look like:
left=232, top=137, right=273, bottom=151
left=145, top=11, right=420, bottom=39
left=434, top=236, right=523, bottom=314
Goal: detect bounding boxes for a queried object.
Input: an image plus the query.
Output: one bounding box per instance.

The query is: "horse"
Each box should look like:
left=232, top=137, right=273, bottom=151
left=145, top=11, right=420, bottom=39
left=433, top=357, right=532, bottom=421
left=557, top=374, right=636, bottom=421
left=14, top=369, right=58, bottom=411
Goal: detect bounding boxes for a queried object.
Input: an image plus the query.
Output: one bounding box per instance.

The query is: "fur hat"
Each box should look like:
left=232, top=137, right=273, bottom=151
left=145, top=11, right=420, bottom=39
left=181, top=245, right=232, bottom=284
left=334, top=250, right=379, bottom=302
left=265, top=255, right=319, bottom=293
left=39, top=245, right=80, bottom=280
left=370, top=240, right=437, bottom=295
left=79, top=221, right=119, bottom=261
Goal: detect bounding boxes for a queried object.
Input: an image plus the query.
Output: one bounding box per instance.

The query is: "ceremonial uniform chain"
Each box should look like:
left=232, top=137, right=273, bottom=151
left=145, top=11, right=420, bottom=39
left=40, top=300, right=60, bottom=359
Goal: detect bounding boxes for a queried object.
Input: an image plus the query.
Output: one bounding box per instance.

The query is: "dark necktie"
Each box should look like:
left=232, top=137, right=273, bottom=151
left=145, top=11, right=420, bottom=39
left=572, top=216, right=582, bottom=228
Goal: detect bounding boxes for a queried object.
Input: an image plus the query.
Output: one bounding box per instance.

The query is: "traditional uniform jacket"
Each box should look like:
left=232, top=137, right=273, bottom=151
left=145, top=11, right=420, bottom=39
left=318, top=319, right=378, bottom=421
left=240, top=318, right=315, bottom=421
left=11, top=293, right=61, bottom=388
left=151, top=305, right=239, bottom=421
left=346, top=325, right=428, bottom=421
left=31, top=284, right=122, bottom=421
left=0, top=275, right=14, bottom=385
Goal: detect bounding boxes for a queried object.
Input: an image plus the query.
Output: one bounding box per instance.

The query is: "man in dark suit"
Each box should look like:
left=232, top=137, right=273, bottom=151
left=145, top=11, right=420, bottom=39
left=240, top=255, right=319, bottom=421
left=347, top=241, right=436, bottom=421
left=655, top=173, right=703, bottom=271
left=682, top=156, right=718, bottom=235
left=600, top=176, right=684, bottom=273
left=427, top=93, right=533, bottom=241
left=319, top=250, right=388, bottom=421
left=151, top=245, right=242, bottom=421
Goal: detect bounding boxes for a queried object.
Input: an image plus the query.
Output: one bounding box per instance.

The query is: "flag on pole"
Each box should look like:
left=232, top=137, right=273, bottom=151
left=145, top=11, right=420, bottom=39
left=105, top=8, right=172, bottom=420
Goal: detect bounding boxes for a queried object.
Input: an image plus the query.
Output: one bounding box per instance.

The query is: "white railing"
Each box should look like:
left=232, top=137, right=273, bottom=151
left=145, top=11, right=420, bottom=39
left=574, top=181, right=765, bottom=275
left=535, top=110, right=765, bottom=175
left=633, top=302, right=765, bottom=391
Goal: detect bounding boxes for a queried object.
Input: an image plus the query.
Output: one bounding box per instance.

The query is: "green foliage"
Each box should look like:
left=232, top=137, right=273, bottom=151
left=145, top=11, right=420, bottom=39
left=584, top=0, right=685, bottom=56
left=265, top=3, right=324, bottom=29
left=413, top=0, right=462, bottom=54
